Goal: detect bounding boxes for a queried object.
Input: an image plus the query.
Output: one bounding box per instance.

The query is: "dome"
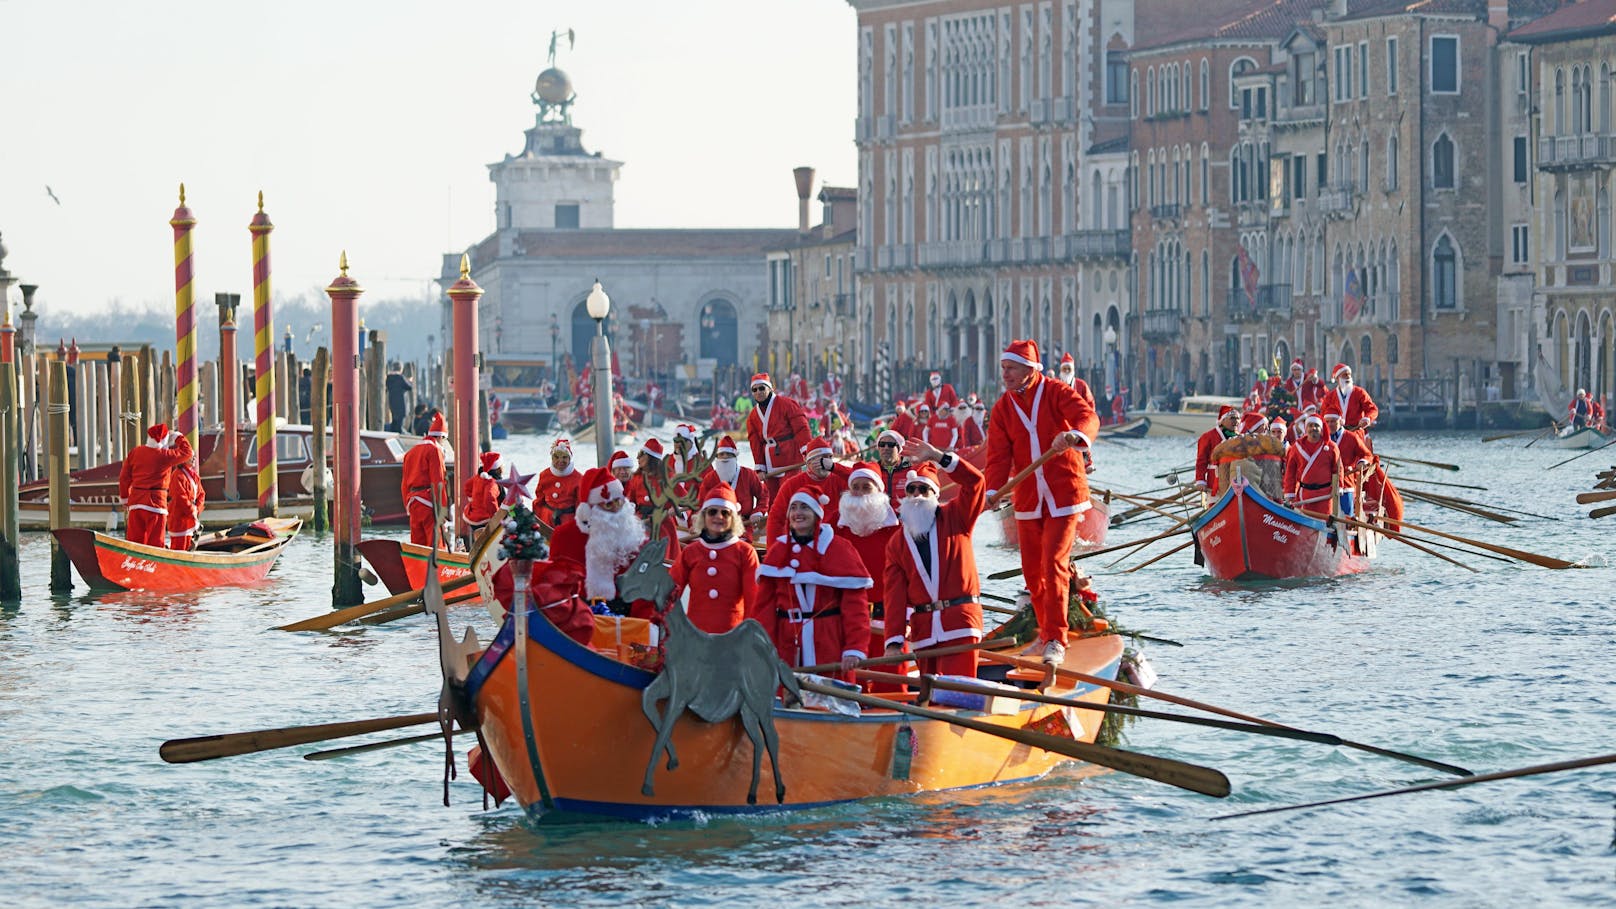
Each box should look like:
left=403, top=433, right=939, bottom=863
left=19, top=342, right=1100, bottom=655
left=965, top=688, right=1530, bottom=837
left=534, top=68, right=573, bottom=105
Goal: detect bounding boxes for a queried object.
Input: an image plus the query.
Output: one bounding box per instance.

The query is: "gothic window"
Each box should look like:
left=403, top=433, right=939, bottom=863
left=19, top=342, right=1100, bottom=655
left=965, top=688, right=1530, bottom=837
left=1432, top=235, right=1457, bottom=310
left=1432, top=133, right=1455, bottom=189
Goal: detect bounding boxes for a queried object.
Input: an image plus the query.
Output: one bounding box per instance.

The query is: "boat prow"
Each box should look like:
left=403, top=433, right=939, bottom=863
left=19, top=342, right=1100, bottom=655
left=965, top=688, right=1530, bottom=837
left=357, top=538, right=473, bottom=595
left=1189, top=482, right=1376, bottom=580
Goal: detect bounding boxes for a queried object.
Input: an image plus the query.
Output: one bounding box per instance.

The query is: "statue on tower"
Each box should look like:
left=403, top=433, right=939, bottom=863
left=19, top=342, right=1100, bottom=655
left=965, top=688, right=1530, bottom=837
left=533, top=28, right=577, bottom=125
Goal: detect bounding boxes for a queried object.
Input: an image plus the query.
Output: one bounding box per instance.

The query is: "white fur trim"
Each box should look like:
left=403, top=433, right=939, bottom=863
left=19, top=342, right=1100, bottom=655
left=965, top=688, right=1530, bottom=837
left=701, top=495, right=740, bottom=512
left=1000, top=350, right=1040, bottom=368
left=848, top=466, right=883, bottom=490
left=788, top=490, right=824, bottom=518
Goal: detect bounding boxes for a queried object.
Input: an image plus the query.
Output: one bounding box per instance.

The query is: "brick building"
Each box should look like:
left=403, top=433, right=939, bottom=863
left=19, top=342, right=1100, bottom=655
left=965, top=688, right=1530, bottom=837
left=765, top=168, right=860, bottom=385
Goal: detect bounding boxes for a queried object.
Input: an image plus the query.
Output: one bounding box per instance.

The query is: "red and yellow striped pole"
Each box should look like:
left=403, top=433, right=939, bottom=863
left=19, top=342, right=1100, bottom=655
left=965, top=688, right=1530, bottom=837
left=249, top=191, right=278, bottom=517
left=169, top=184, right=198, bottom=448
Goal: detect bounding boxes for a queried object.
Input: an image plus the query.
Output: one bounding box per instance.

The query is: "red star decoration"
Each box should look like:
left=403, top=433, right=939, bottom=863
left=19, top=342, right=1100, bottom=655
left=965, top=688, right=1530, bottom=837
left=497, top=463, right=536, bottom=507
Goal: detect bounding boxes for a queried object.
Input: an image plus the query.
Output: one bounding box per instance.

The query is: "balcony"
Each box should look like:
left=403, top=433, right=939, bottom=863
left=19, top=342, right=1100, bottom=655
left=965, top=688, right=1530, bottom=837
left=1274, top=101, right=1325, bottom=126
left=1059, top=230, right=1131, bottom=258
left=1537, top=133, right=1616, bottom=170
left=1149, top=203, right=1182, bottom=223
left=1141, top=308, right=1183, bottom=340
left=854, top=116, right=874, bottom=142
left=940, top=104, right=995, bottom=133
left=1227, top=284, right=1293, bottom=321
left=876, top=114, right=896, bottom=140
left=1029, top=99, right=1049, bottom=124
left=1317, top=183, right=1356, bottom=217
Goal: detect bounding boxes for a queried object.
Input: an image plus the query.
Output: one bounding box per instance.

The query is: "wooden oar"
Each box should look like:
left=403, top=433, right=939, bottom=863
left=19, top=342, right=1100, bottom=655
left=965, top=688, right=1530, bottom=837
left=1334, top=516, right=1478, bottom=572
left=1213, top=751, right=1616, bottom=821
left=855, top=670, right=1340, bottom=746
left=986, top=446, right=1065, bottom=511
left=1574, top=488, right=1616, bottom=504
left=984, top=526, right=1191, bottom=580
left=1399, top=488, right=1516, bottom=524
left=1378, top=454, right=1461, bottom=473
left=160, top=712, right=439, bottom=764
left=976, top=593, right=1185, bottom=647
left=304, top=729, right=464, bottom=761
left=794, top=636, right=1024, bottom=676
left=277, top=574, right=477, bottom=632
left=1546, top=435, right=1616, bottom=470
left=794, top=678, right=1231, bottom=798
left=1404, top=489, right=1558, bottom=523
left=979, top=650, right=1473, bottom=777
left=1153, top=464, right=1194, bottom=480
left=1589, top=503, right=1616, bottom=519
left=1382, top=517, right=1582, bottom=569
left=1123, top=538, right=1195, bottom=573
left=358, top=586, right=480, bottom=625
left=1521, top=421, right=1560, bottom=450
left=1480, top=425, right=1553, bottom=443
left=1386, top=475, right=1488, bottom=492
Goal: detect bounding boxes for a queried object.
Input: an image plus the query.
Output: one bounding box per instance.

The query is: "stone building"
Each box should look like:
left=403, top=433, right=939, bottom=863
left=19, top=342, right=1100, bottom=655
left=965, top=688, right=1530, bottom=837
left=765, top=168, right=859, bottom=385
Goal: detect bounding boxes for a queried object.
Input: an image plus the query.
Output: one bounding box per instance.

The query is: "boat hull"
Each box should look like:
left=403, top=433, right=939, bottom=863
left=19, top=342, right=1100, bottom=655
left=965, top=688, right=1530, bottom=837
left=1190, top=484, right=1373, bottom=580
left=52, top=520, right=299, bottom=592
left=1553, top=427, right=1612, bottom=450
left=357, top=538, right=472, bottom=595
left=468, top=614, right=1122, bottom=820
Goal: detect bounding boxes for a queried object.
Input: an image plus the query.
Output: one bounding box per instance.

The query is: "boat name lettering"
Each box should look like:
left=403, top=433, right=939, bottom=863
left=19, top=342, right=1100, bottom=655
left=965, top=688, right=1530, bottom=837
left=1205, top=518, right=1228, bottom=535
left=1259, top=514, right=1302, bottom=536
left=119, top=556, right=157, bottom=574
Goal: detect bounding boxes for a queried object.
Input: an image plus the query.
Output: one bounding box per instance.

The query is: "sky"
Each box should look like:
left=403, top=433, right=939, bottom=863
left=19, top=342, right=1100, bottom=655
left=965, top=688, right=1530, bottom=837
left=0, top=0, right=857, bottom=318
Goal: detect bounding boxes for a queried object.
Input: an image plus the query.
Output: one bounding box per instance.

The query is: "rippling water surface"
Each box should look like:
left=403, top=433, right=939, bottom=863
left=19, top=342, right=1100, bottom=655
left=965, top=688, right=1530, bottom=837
left=2, top=430, right=1613, bottom=907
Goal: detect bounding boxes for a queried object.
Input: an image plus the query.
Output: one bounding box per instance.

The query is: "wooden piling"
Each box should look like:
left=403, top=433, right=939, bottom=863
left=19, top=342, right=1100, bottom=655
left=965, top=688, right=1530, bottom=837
left=327, top=255, right=364, bottom=607
left=310, top=347, right=329, bottom=533
left=159, top=350, right=175, bottom=429
left=121, top=353, right=142, bottom=456
left=94, top=360, right=112, bottom=466
left=75, top=348, right=93, bottom=471
left=107, top=352, right=123, bottom=463
left=219, top=299, right=240, bottom=500
left=0, top=360, right=20, bottom=600
left=48, top=359, right=71, bottom=593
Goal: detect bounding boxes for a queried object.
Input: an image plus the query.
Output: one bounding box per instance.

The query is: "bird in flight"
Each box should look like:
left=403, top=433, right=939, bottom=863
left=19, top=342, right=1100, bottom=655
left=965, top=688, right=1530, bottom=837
left=45, top=186, right=61, bottom=205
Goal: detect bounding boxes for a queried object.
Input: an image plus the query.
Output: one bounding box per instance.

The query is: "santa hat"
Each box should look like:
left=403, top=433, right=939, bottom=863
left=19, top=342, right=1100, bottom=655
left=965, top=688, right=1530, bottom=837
left=640, top=437, right=665, bottom=460
left=966, top=393, right=979, bottom=404
left=929, top=371, right=942, bottom=381
left=1059, top=352, right=1075, bottom=366
left=714, top=435, right=738, bottom=455
left=1268, top=418, right=1288, bottom=433
left=788, top=488, right=826, bottom=518
left=573, top=467, right=625, bottom=524
left=608, top=450, right=634, bottom=472
left=878, top=428, right=904, bottom=446
left=673, top=424, right=697, bottom=443
left=894, top=400, right=908, bottom=411
left=804, top=437, right=833, bottom=459
left=1305, top=367, right=1320, bottom=379
left=917, top=403, right=931, bottom=413
left=1322, top=410, right=1345, bottom=423
left=953, top=401, right=971, bottom=412
left=1331, top=363, right=1352, bottom=381
left=701, top=482, right=741, bottom=513
left=848, top=461, right=885, bottom=492
left=1301, top=404, right=1319, bottom=416
left=478, top=451, right=502, bottom=477
left=146, top=423, right=169, bottom=448
left=551, top=437, right=572, bottom=454
left=750, top=373, right=772, bottom=390
left=1239, top=412, right=1269, bottom=434
left=1217, top=404, right=1237, bottom=420
left=902, top=463, right=941, bottom=493
left=1302, top=414, right=1324, bottom=429
left=1290, top=358, right=1304, bottom=371
left=426, top=412, right=447, bottom=438
left=1001, top=339, right=1041, bottom=368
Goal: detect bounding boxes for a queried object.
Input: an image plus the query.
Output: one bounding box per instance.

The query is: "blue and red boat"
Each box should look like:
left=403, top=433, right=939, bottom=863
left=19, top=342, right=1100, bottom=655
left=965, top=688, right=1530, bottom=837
left=1189, top=481, right=1378, bottom=580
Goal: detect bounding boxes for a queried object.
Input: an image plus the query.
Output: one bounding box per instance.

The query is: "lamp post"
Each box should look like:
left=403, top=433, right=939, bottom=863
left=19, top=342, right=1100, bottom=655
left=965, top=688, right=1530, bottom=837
left=587, top=281, right=612, bottom=467
left=548, top=313, right=559, bottom=400
left=283, top=325, right=293, bottom=355
left=1103, top=324, right=1119, bottom=404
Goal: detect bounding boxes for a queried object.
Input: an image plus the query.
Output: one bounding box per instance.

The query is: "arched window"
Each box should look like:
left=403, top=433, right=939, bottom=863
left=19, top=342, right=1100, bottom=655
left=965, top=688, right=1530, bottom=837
left=1229, top=57, right=1256, bottom=109
left=1432, top=234, right=1458, bottom=310
left=1386, top=133, right=1399, bottom=190
left=1201, top=249, right=1211, bottom=316
left=1201, top=142, right=1210, bottom=205
left=1555, top=68, right=1566, bottom=135
left=1146, top=66, right=1156, bottom=116
left=1432, top=133, right=1455, bottom=189
left=1130, top=68, right=1139, bottom=119
left=1200, top=59, right=1210, bottom=111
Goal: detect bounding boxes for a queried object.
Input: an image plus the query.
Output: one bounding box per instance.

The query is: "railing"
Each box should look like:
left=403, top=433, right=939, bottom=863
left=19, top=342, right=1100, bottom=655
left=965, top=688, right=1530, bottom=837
left=940, top=104, right=995, bottom=132
left=1275, top=101, right=1325, bottom=124
left=1059, top=230, right=1131, bottom=258
left=1537, top=133, right=1616, bottom=169
left=1141, top=308, right=1182, bottom=339
left=1226, top=284, right=1292, bottom=320
left=1317, top=184, right=1355, bottom=214
left=876, top=114, right=896, bottom=140
left=1029, top=99, right=1048, bottom=124
left=1149, top=203, right=1182, bottom=222
left=1391, top=377, right=1449, bottom=410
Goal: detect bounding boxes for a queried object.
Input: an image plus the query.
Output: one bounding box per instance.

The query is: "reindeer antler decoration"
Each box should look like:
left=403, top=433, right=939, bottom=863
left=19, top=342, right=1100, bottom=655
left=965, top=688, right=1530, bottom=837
left=645, top=437, right=718, bottom=539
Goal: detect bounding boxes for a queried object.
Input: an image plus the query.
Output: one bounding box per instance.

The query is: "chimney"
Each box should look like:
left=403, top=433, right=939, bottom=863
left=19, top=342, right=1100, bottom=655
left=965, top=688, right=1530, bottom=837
left=1488, top=0, right=1508, bottom=32
left=793, top=166, right=816, bottom=233
left=1331, top=0, right=1346, bottom=19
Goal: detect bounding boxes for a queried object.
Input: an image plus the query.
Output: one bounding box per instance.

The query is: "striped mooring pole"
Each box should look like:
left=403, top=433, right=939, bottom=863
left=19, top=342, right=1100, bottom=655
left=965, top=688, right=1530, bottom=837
left=250, top=192, right=278, bottom=517
left=169, top=184, right=198, bottom=449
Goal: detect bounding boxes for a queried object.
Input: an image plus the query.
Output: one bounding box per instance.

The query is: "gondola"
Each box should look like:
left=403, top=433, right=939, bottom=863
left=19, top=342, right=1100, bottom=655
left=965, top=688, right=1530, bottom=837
left=1189, top=480, right=1377, bottom=580
left=52, top=517, right=302, bottom=592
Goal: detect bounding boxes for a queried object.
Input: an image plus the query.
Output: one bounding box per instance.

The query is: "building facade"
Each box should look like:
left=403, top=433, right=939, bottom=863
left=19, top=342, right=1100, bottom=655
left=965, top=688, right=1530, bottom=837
left=765, top=169, right=860, bottom=387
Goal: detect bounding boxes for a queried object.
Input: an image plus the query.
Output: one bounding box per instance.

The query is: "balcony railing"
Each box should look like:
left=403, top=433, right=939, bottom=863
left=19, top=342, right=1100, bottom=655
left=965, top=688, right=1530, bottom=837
left=1149, top=203, right=1182, bottom=222
left=1317, top=184, right=1355, bottom=215
left=1059, top=230, right=1131, bottom=258
left=1537, top=133, right=1616, bottom=169
left=1227, top=284, right=1292, bottom=320
left=1141, top=308, right=1183, bottom=339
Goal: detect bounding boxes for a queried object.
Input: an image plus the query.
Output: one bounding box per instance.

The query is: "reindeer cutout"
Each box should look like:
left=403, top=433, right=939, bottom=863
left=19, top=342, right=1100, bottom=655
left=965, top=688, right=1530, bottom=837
left=617, top=536, right=802, bottom=805
left=643, top=438, right=715, bottom=535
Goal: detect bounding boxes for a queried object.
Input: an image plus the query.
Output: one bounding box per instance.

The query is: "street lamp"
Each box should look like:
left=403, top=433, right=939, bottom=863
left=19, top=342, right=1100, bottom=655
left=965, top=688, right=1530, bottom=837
left=548, top=312, right=560, bottom=399
left=1103, top=324, right=1119, bottom=399
left=587, top=280, right=613, bottom=467
left=283, top=325, right=293, bottom=355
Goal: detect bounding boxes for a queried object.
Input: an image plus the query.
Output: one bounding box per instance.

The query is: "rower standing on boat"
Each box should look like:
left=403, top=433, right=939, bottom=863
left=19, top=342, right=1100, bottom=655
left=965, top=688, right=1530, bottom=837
left=745, top=373, right=811, bottom=503
left=883, top=439, right=987, bottom=677
left=766, top=438, right=850, bottom=544
left=984, top=339, right=1099, bottom=666
left=400, top=412, right=452, bottom=546
left=1320, top=363, right=1379, bottom=431
left=1282, top=415, right=1344, bottom=517
left=754, top=489, right=873, bottom=679
left=462, top=451, right=503, bottom=541
left=919, top=404, right=958, bottom=452
left=1570, top=389, right=1592, bottom=430
left=1194, top=405, right=1240, bottom=495
left=888, top=401, right=917, bottom=440
left=668, top=482, right=757, bottom=634
left=953, top=401, right=984, bottom=449
left=165, top=445, right=205, bottom=551
left=119, top=423, right=195, bottom=548
left=873, top=429, right=909, bottom=510
left=920, top=370, right=959, bottom=413
left=1329, top=413, right=1403, bottom=527
left=537, top=438, right=581, bottom=527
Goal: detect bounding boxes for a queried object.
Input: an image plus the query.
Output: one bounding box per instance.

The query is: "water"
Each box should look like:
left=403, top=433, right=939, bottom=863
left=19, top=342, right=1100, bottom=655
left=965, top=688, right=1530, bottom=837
left=2, top=430, right=1614, bottom=907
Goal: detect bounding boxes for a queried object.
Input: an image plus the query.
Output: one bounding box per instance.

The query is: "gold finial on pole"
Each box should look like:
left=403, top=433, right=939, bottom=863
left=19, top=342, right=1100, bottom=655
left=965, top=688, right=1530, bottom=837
left=257, top=190, right=264, bottom=212
left=459, top=253, right=471, bottom=278
left=340, top=250, right=350, bottom=276
left=179, top=183, right=186, bottom=205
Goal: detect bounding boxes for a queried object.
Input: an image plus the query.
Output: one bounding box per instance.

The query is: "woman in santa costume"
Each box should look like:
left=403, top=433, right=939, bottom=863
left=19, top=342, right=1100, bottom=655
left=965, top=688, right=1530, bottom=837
left=118, top=423, right=194, bottom=548
left=1282, top=414, right=1344, bottom=517
left=669, top=482, right=758, bottom=634
left=400, top=411, right=452, bottom=546
left=165, top=443, right=206, bottom=551
left=753, top=490, right=872, bottom=680
left=537, top=438, right=581, bottom=527
left=766, top=437, right=851, bottom=543
left=983, top=339, right=1099, bottom=666
left=625, top=437, right=681, bottom=558
left=836, top=462, right=902, bottom=689
left=882, top=438, right=986, bottom=679
left=698, top=435, right=768, bottom=534
left=744, top=372, right=811, bottom=502
left=462, top=451, right=504, bottom=540
left=1319, top=363, right=1380, bottom=430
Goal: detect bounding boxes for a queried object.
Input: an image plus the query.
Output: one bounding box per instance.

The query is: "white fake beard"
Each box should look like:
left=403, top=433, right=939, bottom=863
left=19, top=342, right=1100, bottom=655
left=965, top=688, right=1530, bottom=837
left=713, top=457, right=740, bottom=486
left=584, top=505, right=648, bottom=600
left=839, top=491, right=893, bottom=536
left=898, top=496, right=939, bottom=540
left=1337, top=379, right=1353, bottom=390
left=1058, top=369, right=1074, bottom=383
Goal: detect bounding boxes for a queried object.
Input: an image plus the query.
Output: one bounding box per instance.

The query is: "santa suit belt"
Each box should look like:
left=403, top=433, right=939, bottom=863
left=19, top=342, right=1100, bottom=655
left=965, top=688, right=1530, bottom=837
left=1299, top=481, right=1332, bottom=490
left=777, top=606, right=840, bottom=622
left=912, top=595, right=976, bottom=614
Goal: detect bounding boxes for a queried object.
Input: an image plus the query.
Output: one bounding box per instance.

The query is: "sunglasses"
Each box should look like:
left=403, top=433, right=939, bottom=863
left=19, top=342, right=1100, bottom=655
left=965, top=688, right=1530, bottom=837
left=703, top=508, right=731, bottom=517
left=751, top=386, right=769, bottom=392
left=905, top=485, right=935, bottom=496
left=877, top=441, right=899, bottom=448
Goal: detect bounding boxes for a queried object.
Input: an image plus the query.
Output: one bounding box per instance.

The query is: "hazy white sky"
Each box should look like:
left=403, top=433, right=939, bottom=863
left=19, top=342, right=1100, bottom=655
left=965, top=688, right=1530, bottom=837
left=1, top=0, right=857, bottom=316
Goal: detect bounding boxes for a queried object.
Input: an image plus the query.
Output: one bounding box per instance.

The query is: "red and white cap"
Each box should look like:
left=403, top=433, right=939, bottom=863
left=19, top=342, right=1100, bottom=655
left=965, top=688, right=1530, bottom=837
left=1060, top=352, right=1075, bottom=366
left=576, top=466, right=626, bottom=520
left=894, top=400, right=908, bottom=411
left=929, top=370, right=942, bottom=381
left=848, top=461, right=884, bottom=492
left=1290, top=358, right=1305, bottom=372
left=917, top=403, right=931, bottom=413
left=1239, top=412, right=1269, bottom=434
left=640, top=437, right=665, bottom=460
left=1001, top=339, right=1041, bottom=368
left=750, top=373, right=772, bottom=390
left=1302, top=414, right=1324, bottom=429
left=478, top=451, right=502, bottom=476
left=788, top=488, right=826, bottom=518
left=146, top=423, right=169, bottom=447
left=1217, top=404, right=1238, bottom=420
left=608, top=450, right=634, bottom=472
left=715, top=435, right=738, bottom=455
left=702, top=482, right=741, bottom=513
left=427, top=412, right=447, bottom=437
left=1332, top=363, right=1352, bottom=380
left=878, top=428, right=905, bottom=446
left=551, top=437, right=572, bottom=454
left=1322, top=410, right=1345, bottom=423
left=902, top=463, right=941, bottom=493
left=673, top=423, right=697, bottom=443
left=804, top=437, right=833, bottom=459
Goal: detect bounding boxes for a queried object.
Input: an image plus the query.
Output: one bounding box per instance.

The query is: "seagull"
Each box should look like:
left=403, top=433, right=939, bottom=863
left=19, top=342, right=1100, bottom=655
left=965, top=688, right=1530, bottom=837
left=45, top=186, right=60, bottom=205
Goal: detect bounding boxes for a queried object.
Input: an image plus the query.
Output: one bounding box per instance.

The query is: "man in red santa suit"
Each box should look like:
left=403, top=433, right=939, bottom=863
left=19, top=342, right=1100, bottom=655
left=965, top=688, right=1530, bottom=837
left=1194, top=405, right=1240, bottom=495
left=952, top=401, right=984, bottom=449
left=1299, top=367, right=1327, bottom=410
left=625, top=438, right=681, bottom=557
left=669, top=482, right=758, bottom=634
left=1268, top=417, right=1291, bottom=453
left=883, top=439, right=987, bottom=678
left=461, top=451, right=503, bottom=540
left=821, top=371, right=843, bottom=404
left=1053, top=352, right=1077, bottom=386
left=1281, top=358, right=1306, bottom=397
left=119, top=423, right=194, bottom=548
left=608, top=449, right=635, bottom=486
left=744, top=372, right=811, bottom=502
left=165, top=442, right=205, bottom=551
left=888, top=401, right=918, bottom=440
left=984, top=339, right=1099, bottom=666
left=920, top=370, right=959, bottom=412
left=548, top=466, right=652, bottom=615
left=399, top=411, right=452, bottom=546
left=753, top=489, right=872, bottom=679
left=699, top=435, right=767, bottom=534
left=767, top=437, right=851, bottom=543
left=920, top=403, right=959, bottom=451
left=1320, top=363, right=1379, bottom=431
left=1282, top=414, right=1344, bottom=517
left=836, top=462, right=902, bottom=688
left=669, top=424, right=699, bottom=477
left=1328, top=413, right=1403, bottom=529
left=537, top=438, right=581, bottom=527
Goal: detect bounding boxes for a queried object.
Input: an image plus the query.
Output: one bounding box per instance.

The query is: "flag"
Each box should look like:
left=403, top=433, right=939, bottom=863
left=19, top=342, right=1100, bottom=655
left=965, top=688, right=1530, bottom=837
left=1236, top=244, right=1260, bottom=308
left=1343, top=269, right=1364, bottom=322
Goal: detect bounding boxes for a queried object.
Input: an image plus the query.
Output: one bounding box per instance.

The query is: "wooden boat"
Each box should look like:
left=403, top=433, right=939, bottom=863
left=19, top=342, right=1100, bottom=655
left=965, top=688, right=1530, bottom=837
left=497, top=396, right=558, bottom=434
left=18, top=423, right=414, bottom=529
left=1552, top=426, right=1612, bottom=450
left=1100, top=416, right=1151, bottom=439
left=1140, top=395, right=1244, bottom=438
left=52, top=517, right=301, bottom=592
left=357, top=538, right=472, bottom=595
left=1189, top=481, right=1377, bottom=580
left=460, top=609, right=1123, bottom=820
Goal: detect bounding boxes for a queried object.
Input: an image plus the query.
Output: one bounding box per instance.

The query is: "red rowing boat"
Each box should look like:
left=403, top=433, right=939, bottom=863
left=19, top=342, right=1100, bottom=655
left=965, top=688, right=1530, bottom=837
left=1189, top=481, right=1377, bottom=580
left=52, top=517, right=302, bottom=592
left=357, top=538, right=472, bottom=595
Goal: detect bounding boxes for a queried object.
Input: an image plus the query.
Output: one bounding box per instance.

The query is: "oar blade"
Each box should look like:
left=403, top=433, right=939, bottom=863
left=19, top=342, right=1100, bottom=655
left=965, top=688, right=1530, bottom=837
left=159, top=712, right=439, bottom=764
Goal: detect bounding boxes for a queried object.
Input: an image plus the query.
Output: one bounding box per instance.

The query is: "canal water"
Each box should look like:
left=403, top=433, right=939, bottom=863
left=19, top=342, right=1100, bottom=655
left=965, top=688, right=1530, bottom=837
left=1, top=430, right=1612, bottom=907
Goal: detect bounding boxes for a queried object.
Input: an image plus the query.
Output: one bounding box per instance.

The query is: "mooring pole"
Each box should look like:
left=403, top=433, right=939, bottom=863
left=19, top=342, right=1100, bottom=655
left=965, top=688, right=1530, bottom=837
left=218, top=293, right=241, bottom=500
left=328, top=254, right=364, bottom=606
left=0, top=360, right=19, bottom=601
left=249, top=192, right=278, bottom=517
left=170, top=185, right=199, bottom=450
left=447, top=255, right=483, bottom=540
left=310, top=346, right=329, bottom=533
left=48, top=359, right=71, bottom=593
